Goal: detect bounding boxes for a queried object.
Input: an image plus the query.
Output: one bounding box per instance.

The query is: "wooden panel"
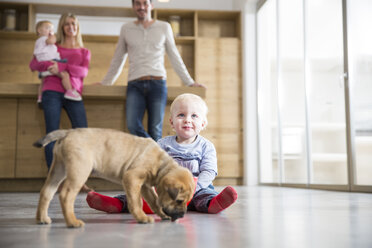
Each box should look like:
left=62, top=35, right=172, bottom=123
left=195, top=38, right=242, bottom=180
left=217, top=154, right=242, bottom=177
left=16, top=99, right=47, bottom=178
left=0, top=99, right=17, bottom=178
left=198, top=19, right=237, bottom=38
left=164, top=43, right=195, bottom=87
left=213, top=177, right=243, bottom=186
left=85, top=99, right=126, bottom=130
left=84, top=40, right=129, bottom=85
left=0, top=36, right=39, bottom=83
left=16, top=98, right=82, bottom=178
left=197, top=10, right=240, bottom=38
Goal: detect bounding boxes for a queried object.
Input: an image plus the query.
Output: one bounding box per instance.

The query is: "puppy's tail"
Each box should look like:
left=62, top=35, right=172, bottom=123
left=33, top=129, right=70, bottom=148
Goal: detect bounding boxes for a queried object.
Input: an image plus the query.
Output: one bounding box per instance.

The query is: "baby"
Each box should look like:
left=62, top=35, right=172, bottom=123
left=87, top=93, right=238, bottom=215
left=34, top=20, right=81, bottom=105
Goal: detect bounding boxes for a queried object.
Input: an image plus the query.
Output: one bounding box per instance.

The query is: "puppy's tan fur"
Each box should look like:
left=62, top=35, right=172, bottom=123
left=34, top=128, right=195, bottom=227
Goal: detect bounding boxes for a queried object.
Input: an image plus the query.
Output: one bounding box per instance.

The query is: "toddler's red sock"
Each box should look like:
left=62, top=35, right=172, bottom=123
left=208, top=186, right=238, bottom=214
left=86, top=191, right=123, bottom=213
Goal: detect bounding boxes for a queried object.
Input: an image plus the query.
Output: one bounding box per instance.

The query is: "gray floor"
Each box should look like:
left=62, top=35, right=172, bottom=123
left=0, top=186, right=371, bottom=248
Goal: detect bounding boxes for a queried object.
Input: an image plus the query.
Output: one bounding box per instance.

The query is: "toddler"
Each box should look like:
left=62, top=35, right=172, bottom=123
left=34, top=20, right=81, bottom=105
left=86, top=93, right=238, bottom=214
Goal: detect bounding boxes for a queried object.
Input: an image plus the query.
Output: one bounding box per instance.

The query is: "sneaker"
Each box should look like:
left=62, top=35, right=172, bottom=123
left=208, top=186, right=238, bottom=214
left=39, top=71, right=53, bottom=78
left=64, top=89, right=82, bottom=101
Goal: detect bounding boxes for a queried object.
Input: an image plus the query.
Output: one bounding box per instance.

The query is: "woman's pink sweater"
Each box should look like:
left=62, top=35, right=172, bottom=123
left=29, top=45, right=91, bottom=94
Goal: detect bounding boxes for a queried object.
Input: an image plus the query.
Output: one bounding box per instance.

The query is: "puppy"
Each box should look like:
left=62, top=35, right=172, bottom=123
left=33, top=128, right=195, bottom=227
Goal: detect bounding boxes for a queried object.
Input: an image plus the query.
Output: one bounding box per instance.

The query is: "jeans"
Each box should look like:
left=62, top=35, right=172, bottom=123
left=42, top=90, right=88, bottom=168
left=126, top=80, right=167, bottom=141
left=187, top=184, right=218, bottom=213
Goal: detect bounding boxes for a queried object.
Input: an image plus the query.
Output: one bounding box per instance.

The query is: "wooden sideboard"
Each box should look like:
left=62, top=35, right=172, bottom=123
left=0, top=83, right=207, bottom=191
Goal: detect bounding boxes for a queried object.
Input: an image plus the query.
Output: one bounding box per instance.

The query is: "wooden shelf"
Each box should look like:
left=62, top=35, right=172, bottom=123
left=0, top=83, right=206, bottom=100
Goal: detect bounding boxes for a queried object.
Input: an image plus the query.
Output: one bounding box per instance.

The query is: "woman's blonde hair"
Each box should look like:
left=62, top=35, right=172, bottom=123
left=56, top=13, right=84, bottom=47
left=170, top=93, right=208, bottom=127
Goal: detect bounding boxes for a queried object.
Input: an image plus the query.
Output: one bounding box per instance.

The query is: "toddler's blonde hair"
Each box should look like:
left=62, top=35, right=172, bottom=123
left=170, top=93, right=208, bottom=127
left=35, top=20, right=53, bottom=36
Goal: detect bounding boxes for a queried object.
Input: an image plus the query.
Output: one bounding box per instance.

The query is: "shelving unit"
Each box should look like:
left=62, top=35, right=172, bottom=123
left=0, top=2, right=29, bottom=31
left=155, top=9, right=195, bottom=37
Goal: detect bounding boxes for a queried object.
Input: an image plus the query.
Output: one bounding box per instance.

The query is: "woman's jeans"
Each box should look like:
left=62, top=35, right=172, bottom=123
left=42, top=90, right=88, bottom=169
left=126, top=80, right=167, bottom=141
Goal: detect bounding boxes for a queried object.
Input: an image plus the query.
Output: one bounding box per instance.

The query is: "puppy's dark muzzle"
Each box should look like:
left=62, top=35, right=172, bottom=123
left=163, top=208, right=185, bottom=222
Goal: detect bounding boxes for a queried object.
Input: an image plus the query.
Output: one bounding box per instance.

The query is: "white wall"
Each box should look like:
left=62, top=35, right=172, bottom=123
left=236, top=0, right=258, bottom=185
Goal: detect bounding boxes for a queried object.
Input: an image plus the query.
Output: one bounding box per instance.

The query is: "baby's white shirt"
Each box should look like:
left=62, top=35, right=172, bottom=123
left=34, top=36, right=60, bottom=61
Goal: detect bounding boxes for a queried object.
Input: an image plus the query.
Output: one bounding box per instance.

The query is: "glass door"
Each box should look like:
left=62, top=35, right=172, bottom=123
left=306, top=0, right=348, bottom=186
left=257, top=0, right=371, bottom=192
left=257, top=0, right=279, bottom=184
left=347, top=0, right=372, bottom=190
left=278, top=0, right=308, bottom=184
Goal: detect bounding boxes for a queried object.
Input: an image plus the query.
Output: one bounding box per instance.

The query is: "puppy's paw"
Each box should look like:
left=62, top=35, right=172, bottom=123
left=37, top=216, right=52, bottom=225
left=67, top=219, right=85, bottom=228
left=137, top=215, right=154, bottom=224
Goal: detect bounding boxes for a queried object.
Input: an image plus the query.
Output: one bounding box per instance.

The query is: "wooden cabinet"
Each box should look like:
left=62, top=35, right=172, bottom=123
left=0, top=2, right=242, bottom=190
left=0, top=99, right=17, bottom=178
left=0, top=2, right=29, bottom=31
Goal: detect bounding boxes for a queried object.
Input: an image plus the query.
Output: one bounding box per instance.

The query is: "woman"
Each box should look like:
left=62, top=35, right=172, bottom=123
left=29, top=13, right=92, bottom=192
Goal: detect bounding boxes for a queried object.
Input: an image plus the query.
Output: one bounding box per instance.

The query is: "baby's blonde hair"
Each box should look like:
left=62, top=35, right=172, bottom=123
left=35, top=20, right=53, bottom=36
left=170, top=93, right=208, bottom=127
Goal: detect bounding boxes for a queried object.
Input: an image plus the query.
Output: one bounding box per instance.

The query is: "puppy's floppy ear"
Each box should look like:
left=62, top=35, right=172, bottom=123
left=168, top=188, right=179, bottom=200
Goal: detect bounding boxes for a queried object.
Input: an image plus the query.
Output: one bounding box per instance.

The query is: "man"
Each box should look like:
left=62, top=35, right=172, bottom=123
left=101, top=0, right=205, bottom=141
